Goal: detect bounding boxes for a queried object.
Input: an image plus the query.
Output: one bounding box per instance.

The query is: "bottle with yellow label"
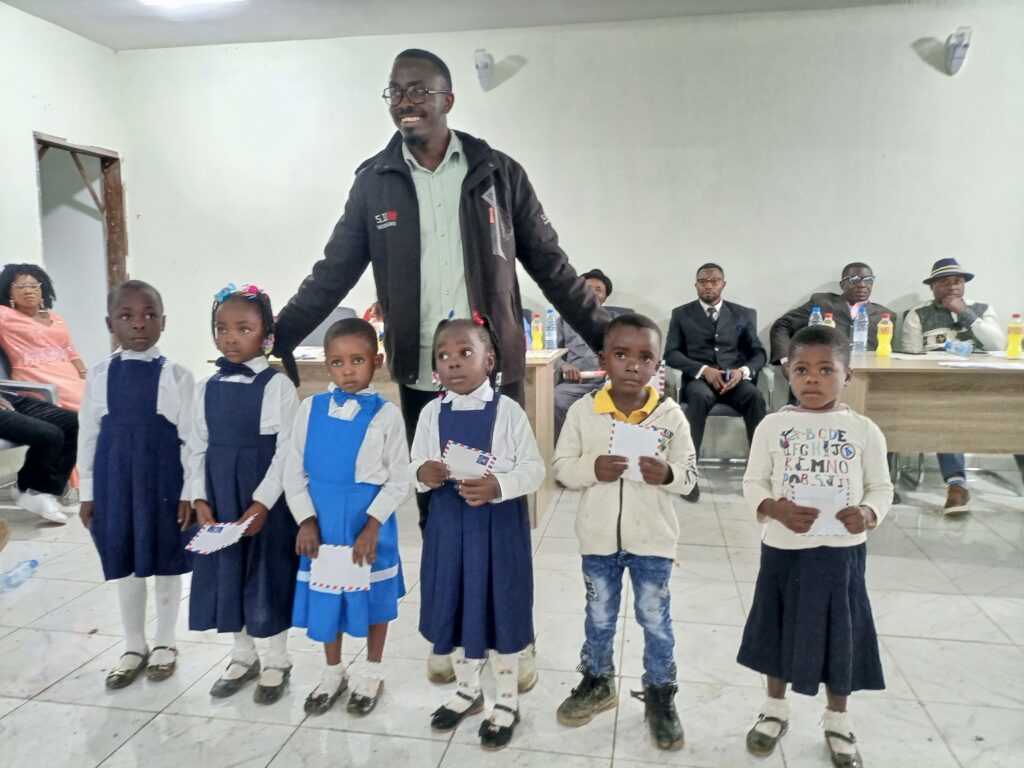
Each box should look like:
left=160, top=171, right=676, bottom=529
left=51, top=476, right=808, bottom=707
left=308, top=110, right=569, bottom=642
left=1008, top=313, right=1023, bottom=359
left=876, top=313, right=893, bottom=356
left=822, top=313, right=836, bottom=328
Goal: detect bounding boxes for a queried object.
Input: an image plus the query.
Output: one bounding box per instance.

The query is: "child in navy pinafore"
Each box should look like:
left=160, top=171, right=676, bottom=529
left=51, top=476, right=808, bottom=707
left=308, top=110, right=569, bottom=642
left=410, top=317, right=544, bottom=751
left=79, top=280, right=194, bottom=689
left=285, top=318, right=410, bottom=716
left=187, top=284, right=300, bottom=704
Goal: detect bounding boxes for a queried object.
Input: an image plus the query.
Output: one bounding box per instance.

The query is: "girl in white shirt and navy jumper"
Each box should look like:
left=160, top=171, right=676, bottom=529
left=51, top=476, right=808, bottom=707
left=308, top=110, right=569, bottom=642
left=187, top=284, right=300, bottom=704
left=285, top=318, right=410, bottom=716
left=739, top=326, right=893, bottom=768
left=79, top=280, right=194, bottom=689
left=411, top=314, right=544, bottom=751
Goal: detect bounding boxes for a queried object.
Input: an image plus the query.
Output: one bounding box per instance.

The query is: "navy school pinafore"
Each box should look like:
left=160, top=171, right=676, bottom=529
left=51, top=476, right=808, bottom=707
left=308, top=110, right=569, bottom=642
left=419, top=395, right=534, bottom=658
left=91, top=356, right=191, bottom=581
left=188, top=367, right=298, bottom=638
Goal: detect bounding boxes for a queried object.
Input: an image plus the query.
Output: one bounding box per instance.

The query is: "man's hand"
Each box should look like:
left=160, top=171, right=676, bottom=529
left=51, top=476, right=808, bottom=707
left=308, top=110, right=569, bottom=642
left=0, top=396, right=13, bottom=411
left=296, top=517, right=321, bottom=558
left=458, top=476, right=501, bottom=507
left=595, top=455, right=629, bottom=482
left=80, top=501, right=94, bottom=529
left=352, top=518, right=381, bottom=566
left=759, top=497, right=820, bottom=534
left=177, top=501, right=194, bottom=530
left=239, top=501, right=269, bottom=536
left=417, top=460, right=450, bottom=489
left=719, top=369, right=742, bottom=393
left=561, top=363, right=582, bottom=383
left=194, top=499, right=216, bottom=527
left=941, top=295, right=968, bottom=316
left=702, top=367, right=727, bottom=392
left=638, top=456, right=673, bottom=486
left=837, top=505, right=874, bottom=534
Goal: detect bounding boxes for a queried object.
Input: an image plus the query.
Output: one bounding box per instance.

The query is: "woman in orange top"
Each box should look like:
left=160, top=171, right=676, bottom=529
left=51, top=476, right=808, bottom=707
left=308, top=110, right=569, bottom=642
left=0, top=263, right=86, bottom=411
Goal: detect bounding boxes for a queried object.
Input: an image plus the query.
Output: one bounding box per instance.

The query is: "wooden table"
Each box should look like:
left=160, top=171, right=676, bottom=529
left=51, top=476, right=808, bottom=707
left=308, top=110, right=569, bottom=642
left=843, top=352, right=1024, bottom=453
left=270, top=348, right=568, bottom=525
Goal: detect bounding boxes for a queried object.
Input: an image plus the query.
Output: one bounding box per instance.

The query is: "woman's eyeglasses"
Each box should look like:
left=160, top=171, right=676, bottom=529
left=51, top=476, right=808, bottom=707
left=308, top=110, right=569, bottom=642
left=12, top=282, right=42, bottom=291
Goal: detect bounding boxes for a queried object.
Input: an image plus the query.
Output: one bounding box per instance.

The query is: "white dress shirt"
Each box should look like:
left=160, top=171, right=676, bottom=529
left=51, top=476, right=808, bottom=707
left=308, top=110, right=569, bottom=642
left=78, top=346, right=195, bottom=503
left=187, top=355, right=299, bottom=509
left=697, top=299, right=752, bottom=382
left=409, top=381, right=545, bottom=502
left=283, top=386, right=411, bottom=525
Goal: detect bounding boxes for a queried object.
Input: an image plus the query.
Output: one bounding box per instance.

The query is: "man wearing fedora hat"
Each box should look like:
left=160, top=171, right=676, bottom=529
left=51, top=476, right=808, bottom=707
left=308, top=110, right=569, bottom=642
left=901, top=258, right=1009, bottom=514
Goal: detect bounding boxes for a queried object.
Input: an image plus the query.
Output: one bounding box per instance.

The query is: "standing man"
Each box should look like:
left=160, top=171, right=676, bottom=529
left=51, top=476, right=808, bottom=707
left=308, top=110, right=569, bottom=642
left=272, top=49, right=608, bottom=686
left=664, top=263, right=767, bottom=500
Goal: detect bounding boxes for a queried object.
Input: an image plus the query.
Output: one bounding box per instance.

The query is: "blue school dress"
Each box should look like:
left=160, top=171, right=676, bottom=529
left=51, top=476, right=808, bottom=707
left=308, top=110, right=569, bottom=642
left=188, top=367, right=298, bottom=638
left=419, top=395, right=534, bottom=658
left=292, top=390, right=405, bottom=642
left=91, top=356, right=191, bottom=581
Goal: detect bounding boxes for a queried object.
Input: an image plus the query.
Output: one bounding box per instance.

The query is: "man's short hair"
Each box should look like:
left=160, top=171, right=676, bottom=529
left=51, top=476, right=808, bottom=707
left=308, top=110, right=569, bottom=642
left=394, top=49, right=452, bottom=89
left=604, top=312, right=663, bottom=349
left=841, top=262, right=873, bottom=279
left=323, top=317, right=379, bottom=354
left=695, top=262, right=724, bottom=278
left=788, top=326, right=851, bottom=368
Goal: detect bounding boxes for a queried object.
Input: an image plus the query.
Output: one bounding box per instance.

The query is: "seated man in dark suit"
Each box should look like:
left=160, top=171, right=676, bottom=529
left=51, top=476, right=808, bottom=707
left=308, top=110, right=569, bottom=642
left=665, top=263, right=767, bottom=500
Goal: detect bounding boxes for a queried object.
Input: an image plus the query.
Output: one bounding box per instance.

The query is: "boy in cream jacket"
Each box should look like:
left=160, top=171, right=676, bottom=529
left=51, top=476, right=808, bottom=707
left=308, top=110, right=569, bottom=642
left=552, top=313, right=697, bottom=751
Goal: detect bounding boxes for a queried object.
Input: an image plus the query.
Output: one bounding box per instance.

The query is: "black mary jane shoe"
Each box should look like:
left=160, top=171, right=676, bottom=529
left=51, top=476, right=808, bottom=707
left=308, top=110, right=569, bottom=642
left=347, top=679, right=384, bottom=716
left=825, top=729, right=864, bottom=768
left=746, top=714, right=789, bottom=757
left=304, top=677, right=348, bottom=715
left=253, top=665, right=292, bottom=705
left=430, top=690, right=484, bottom=731
left=478, top=704, right=520, bottom=751
left=210, top=658, right=261, bottom=698
left=105, top=650, right=150, bottom=690
left=146, top=646, right=178, bottom=682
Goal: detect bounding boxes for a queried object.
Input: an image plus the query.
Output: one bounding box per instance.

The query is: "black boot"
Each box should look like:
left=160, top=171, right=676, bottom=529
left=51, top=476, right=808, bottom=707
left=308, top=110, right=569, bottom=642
left=631, top=683, right=684, bottom=750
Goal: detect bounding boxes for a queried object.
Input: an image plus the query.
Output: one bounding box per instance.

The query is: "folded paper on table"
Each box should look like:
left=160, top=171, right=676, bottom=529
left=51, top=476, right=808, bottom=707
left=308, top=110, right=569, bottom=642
left=609, top=421, right=666, bottom=482
left=309, top=544, right=371, bottom=593
left=442, top=440, right=497, bottom=480
left=793, top=484, right=848, bottom=537
left=186, top=517, right=254, bottom=554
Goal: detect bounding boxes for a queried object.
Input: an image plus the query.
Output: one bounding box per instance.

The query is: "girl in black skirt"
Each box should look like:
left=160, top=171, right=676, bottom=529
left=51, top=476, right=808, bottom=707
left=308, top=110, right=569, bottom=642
left=738, top=327, right=893, bottom=768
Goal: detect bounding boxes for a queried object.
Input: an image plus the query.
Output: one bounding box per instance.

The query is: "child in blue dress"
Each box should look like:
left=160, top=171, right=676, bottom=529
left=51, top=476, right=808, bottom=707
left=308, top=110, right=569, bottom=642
left=738, top=326, right=892, bottom=768
left=285, top=318, right=410, bottom=716
left=79, top=280, right=195, bottom=688
left=187, top=284, right=300, bottom=704
left=411, top=315, right=544, bottom=751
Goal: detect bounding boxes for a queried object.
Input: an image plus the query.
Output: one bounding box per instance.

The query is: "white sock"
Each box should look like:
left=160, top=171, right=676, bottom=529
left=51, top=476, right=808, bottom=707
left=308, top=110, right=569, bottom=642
left=224, top=630, right=258, bottom=678
left=486, top=652, right=519, bottom=728
left=117, top=576, right=148, bottom=656
left=353, top=660, right=384, bottom=698
left=153, top=575, right=181, bottom=649
left=752, top=697, right=790, bottom=738
left=446, top=648, right=482, bottom=713
left=259, top=629, right=291, bottom=685
left=822, top=709, right=858, bottom=756
left=316, top=662, right=346, bottom=694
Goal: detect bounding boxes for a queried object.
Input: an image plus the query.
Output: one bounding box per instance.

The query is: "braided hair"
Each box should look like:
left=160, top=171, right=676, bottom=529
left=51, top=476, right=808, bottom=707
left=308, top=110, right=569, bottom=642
left=0, top=263, right=57, bottom=310
left=431, top=311, right=503, bottom=391
left=210, top=283, right=275, bottom=353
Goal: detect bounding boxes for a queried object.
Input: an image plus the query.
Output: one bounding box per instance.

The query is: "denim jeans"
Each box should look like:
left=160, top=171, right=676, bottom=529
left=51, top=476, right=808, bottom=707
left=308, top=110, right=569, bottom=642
left=580, top=551, right=676, bottom=685
left=937, top=453, right=966, bottom=480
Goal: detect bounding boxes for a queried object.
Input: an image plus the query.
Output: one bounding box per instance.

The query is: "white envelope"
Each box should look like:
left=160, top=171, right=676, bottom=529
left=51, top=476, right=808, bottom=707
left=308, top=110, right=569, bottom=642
left=186, top=517, right=253, bottom=555
left=442, top=440, right=497, bottom=481
left=309, top=545, right=371, bottom=593
left=609, top=421, right=665, bottom=482
left=793, top=485, right=848, bottom=537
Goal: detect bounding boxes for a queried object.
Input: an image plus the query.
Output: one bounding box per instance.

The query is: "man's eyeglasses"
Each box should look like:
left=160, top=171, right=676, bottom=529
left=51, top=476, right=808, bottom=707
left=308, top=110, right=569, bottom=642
left=696, top=278, right=723, bottom=287
left=841, top=275, right=876, bottom=285
left=382, top=85, right=450, bottom=106
left=12, top=282, right=42, bottom=291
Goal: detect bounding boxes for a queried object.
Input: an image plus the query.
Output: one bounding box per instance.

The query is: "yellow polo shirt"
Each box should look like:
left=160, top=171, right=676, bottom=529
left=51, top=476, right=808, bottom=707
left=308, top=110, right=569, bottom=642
left=593, top=385, right=660, bottom=423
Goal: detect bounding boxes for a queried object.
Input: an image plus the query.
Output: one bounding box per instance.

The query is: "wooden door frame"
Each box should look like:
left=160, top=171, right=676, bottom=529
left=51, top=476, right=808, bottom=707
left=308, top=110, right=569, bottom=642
left=34, top=132, right=128, bottom=290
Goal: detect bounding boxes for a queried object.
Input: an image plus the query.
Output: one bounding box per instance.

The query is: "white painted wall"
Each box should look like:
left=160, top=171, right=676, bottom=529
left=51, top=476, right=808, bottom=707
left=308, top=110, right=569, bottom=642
left=39, top=151, right=111, bottom=365
left=115, top=1, right=1024, bottom=374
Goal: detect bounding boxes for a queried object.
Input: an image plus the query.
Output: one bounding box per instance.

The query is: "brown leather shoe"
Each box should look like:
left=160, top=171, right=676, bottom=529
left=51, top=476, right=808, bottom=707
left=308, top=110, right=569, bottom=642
left=943, top=484, right=971, bottom=515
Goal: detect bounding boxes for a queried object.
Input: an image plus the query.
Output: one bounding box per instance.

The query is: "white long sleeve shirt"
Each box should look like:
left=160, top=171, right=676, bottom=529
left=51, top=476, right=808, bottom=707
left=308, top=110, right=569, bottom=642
left=409, top=381, right=545, bottom=503
left=78, top=347, right=195, bottom=503
left=187, top=355, right=299, bottom=509
left=283, top=387, right=411, bottom=525
left=743, top=405, right=893, bottom=550
left=900, top=299, right=1005, bottom=353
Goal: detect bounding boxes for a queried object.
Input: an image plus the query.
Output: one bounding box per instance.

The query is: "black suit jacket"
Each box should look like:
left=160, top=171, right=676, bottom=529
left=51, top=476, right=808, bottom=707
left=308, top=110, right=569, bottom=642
left=664, top=300, right=766, bottom=381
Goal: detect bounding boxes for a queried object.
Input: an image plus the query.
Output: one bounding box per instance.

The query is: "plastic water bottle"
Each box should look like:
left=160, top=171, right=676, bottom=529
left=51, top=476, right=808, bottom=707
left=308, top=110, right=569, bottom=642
left=543, top=308, right=558, bottom=351
left=1007, top=313, right=1022, bottom=359
left=822, top=312, right=836, bottom=328
left=1, top=559, right=39, bottom=592
left=808, top=306, right=824, bottom=326
left=851, top=306, right=869, bottom=353
left=944, top=340, right=974, bottom=357
left=876, top=313, right=893, bottom=356
left=530, top=313, right=543, bottom=351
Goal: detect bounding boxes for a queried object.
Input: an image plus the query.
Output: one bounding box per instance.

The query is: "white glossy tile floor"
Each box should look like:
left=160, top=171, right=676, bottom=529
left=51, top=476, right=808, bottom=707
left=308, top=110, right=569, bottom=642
left=1, top=465, right=1022, bottom=767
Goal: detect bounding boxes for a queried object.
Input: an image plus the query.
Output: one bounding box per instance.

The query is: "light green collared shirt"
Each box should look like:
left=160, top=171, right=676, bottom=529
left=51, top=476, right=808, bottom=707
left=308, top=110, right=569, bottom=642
left=402, top=132, right=471, bottom=391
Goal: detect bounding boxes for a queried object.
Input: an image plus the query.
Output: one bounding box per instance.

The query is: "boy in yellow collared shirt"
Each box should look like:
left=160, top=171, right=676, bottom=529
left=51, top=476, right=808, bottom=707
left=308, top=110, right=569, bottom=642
left=552, top=313, right=697, bottom=751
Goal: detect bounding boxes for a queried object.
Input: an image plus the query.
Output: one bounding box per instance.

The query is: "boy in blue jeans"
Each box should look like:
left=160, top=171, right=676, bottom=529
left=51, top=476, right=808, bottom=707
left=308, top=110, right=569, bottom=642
left=553, top=313, right=697, bottom=750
